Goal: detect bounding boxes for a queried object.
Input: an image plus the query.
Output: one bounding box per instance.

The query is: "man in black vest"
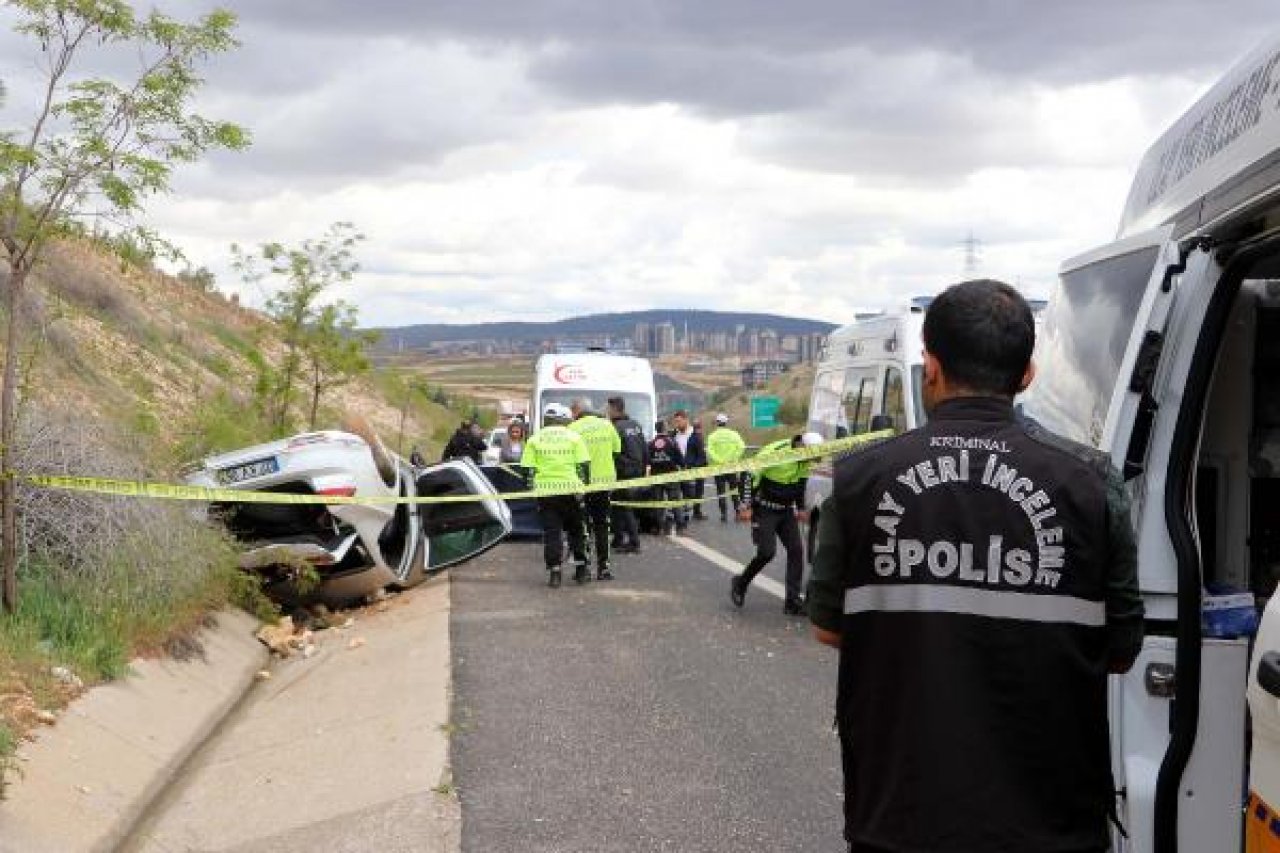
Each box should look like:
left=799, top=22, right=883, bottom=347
left=807, top=279, right=1143, bottom=853
left=607, top=396, right=648, bottom=553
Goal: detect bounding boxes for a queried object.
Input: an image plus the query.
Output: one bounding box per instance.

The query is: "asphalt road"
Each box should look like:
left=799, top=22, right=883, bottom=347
left=450, top=510, right=845, bottom=853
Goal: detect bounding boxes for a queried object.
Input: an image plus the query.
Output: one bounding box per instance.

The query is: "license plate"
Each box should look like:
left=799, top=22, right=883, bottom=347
left=216, top=457, right=279, bottom=485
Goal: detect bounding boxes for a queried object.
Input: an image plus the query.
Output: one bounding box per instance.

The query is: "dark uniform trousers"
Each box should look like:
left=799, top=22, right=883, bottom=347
left=537, top=495, right=587, bottom=569
left=741, top=504, right=804, bottom=601
left=583, top=491, right=611, bottom=568
left=657, top=482, right=687, bottom=532
left=713, top=473, right=740, bottom=519
left=610, top=483, right=640, bottom=546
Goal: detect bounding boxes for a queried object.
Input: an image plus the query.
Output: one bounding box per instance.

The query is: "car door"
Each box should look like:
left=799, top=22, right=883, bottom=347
left=415, top=458, right=513, bottom=573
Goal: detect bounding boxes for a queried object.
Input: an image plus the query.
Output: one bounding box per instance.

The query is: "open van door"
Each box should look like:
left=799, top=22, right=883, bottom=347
left=1106, top=235, right=1266, bottom=853
left=1031, top=227, right=1256, bottom=852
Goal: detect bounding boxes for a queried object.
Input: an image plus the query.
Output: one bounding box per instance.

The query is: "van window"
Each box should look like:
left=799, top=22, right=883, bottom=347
left=883, top=367, right=906, bottom=432
left=844, top=370, right=878, bottom=434
left=540, top=390, right=652, bottom=436
left=1023, top=247, right=1160, bottom=446
left=808, top=369, right=847, bottom=439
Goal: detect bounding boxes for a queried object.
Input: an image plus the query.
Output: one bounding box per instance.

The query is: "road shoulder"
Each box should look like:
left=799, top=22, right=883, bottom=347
left=0, top=608, right=267, bottom=853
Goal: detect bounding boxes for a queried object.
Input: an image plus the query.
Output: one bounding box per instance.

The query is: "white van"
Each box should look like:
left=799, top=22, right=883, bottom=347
left=804, top=305, right=927, bottom=548
left=1020, top=32, right=1280, bottom=853
left=532, top=351, right=656, bottom=437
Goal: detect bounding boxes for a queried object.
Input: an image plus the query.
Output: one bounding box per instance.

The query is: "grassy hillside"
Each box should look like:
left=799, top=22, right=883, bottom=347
left=0, top=236, right=470, bottom=792
left=697, top=362, right=816, bottom=446
left=22, top=238, right=460, bottom=463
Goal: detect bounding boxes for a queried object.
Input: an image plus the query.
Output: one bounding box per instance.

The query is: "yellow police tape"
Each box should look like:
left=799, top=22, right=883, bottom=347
left=22, top=431, right=891, bottom=506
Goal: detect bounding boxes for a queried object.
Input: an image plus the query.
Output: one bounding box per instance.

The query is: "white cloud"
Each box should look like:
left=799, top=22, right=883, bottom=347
left=1, top=1, right=1269, bottom=330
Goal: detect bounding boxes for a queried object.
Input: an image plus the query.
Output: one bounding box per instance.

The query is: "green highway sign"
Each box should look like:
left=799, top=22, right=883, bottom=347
left=750, top=395, right=781, bottom=428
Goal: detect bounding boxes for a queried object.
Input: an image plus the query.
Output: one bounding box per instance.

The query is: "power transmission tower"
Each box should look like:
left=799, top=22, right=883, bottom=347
left=961, top=232, right=982, bottom=275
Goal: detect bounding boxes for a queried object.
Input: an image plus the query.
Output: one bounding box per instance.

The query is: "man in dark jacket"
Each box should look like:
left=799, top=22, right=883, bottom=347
left=441, top=420, right=485, bottom=463
left=648, top=420, right=686, bottom=535
left=607, top=396, right=648, bottom=554
left=671, top=410, right=709, bottom=520
left=807, top=280, right=1144, bottom=853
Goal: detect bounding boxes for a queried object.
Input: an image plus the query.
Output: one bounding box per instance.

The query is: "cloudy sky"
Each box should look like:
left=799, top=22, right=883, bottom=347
left=2, top=2, right=1276, bottom=327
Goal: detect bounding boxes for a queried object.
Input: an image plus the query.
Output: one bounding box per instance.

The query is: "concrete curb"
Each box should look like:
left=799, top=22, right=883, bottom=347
left=0, top=608, right=267, bottom=853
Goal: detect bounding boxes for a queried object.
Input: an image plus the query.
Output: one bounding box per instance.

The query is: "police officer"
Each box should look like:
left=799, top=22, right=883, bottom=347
left=647, top=420, right=686, bottom=535
left=730, top=431, right=822, bottom=614
left=570, top=398, right=621, bottom=580
left=521, top=403, right=591, bottom=588
left=705, top=412, right=746, bottom=522
left=807, top=280, right=1144, bottom=853
left=607, top=396, right=648, bottom=554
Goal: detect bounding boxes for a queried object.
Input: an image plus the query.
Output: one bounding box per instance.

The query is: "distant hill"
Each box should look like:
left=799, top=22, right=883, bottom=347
left=374, top=309, right=836, bottom=347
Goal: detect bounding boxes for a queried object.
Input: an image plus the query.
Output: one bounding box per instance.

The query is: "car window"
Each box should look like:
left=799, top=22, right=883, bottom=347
left=417, top=467, right=509, bottom=569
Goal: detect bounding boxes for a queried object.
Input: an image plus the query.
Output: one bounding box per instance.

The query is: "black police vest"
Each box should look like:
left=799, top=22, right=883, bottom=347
left=831, top=396, right=1114, bottom=852
left=649, top=435, right=680, bottom=473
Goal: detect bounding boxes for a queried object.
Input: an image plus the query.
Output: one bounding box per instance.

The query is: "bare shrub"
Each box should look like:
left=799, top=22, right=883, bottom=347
left=12, top=406, right=231, bottom=600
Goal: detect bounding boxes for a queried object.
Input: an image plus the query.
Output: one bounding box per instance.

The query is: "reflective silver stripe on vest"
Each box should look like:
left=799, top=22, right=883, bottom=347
left=843, top=584, right=1106, bottom=627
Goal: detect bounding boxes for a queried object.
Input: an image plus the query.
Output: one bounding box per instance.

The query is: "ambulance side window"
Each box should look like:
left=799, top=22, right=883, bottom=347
left=807, top=369, right=847, bottom=439
left=882, top=367, right=906, bottom=433
left=843, top=369, right=878, bottom=435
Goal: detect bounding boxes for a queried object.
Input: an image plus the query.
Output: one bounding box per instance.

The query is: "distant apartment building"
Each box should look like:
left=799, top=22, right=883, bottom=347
left=654, top=322, right=676, bottom=354
left=759, top=329, right=779, bottom=358
left=631, top=320, right=824, bottom=361
left=633, top=322, right=652, bottom=354
left=741, top=359, right=790, bottom=389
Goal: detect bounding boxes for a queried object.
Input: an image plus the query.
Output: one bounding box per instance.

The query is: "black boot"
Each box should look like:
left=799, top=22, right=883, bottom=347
left=730, top=575, right=746, bottom=608
left=783, top=596, right=806, bottom=615
left=597, top=563, right=614, bottom=581
left=574, top=562, right=590, bottom=584
left=548, top=567, right=562, bottom=588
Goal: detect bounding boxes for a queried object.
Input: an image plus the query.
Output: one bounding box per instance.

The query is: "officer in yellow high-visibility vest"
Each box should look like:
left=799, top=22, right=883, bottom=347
left=705, top=412, right=747, bottom=522
left=521, top=402, right=591, bottom=588
left=570, top=398, right=621, bottom=580
left=731, top=431, right=823, bottom=614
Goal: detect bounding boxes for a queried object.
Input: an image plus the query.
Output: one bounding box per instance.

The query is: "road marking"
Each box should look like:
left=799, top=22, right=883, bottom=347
left=672, top=536, right=786, bottom=601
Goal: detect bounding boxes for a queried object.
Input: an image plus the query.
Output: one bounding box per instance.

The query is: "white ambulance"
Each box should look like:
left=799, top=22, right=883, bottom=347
left=803, top=304, right=928, bottom=528
left=1019, top=31, right=1280, bottom=853
left=531, top=350, right=657, bottom=438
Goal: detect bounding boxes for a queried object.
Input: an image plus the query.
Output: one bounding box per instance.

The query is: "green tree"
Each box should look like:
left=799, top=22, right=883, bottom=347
left=303, top=301, right=378, bottom=430
left=232, top=222, right=366, bottom=434
left=0, top=1, right=249, bottom=611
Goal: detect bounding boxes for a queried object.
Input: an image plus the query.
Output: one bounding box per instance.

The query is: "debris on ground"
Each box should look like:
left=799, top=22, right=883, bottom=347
left=347, top=637, right=366, bottom=651
left=254, top=670, right=272, bottom=681
left=34, top=710, right=57, bottom=725
left=255, top=617, right=315, bottom=658
left=50, top=666, right=83, bottom=689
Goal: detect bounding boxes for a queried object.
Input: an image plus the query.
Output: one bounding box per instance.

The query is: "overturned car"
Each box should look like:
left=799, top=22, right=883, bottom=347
left=183, top=428, right=512, bottom=605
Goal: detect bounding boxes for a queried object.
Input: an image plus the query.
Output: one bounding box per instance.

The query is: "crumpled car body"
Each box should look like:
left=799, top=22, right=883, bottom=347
left=183, top=430, right=512, bottom=605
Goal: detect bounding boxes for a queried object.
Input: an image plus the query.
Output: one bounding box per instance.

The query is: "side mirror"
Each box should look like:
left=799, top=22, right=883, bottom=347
left=835, top=426, right=849, bottom=439
left=869, top=414, right=894, bottom=432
